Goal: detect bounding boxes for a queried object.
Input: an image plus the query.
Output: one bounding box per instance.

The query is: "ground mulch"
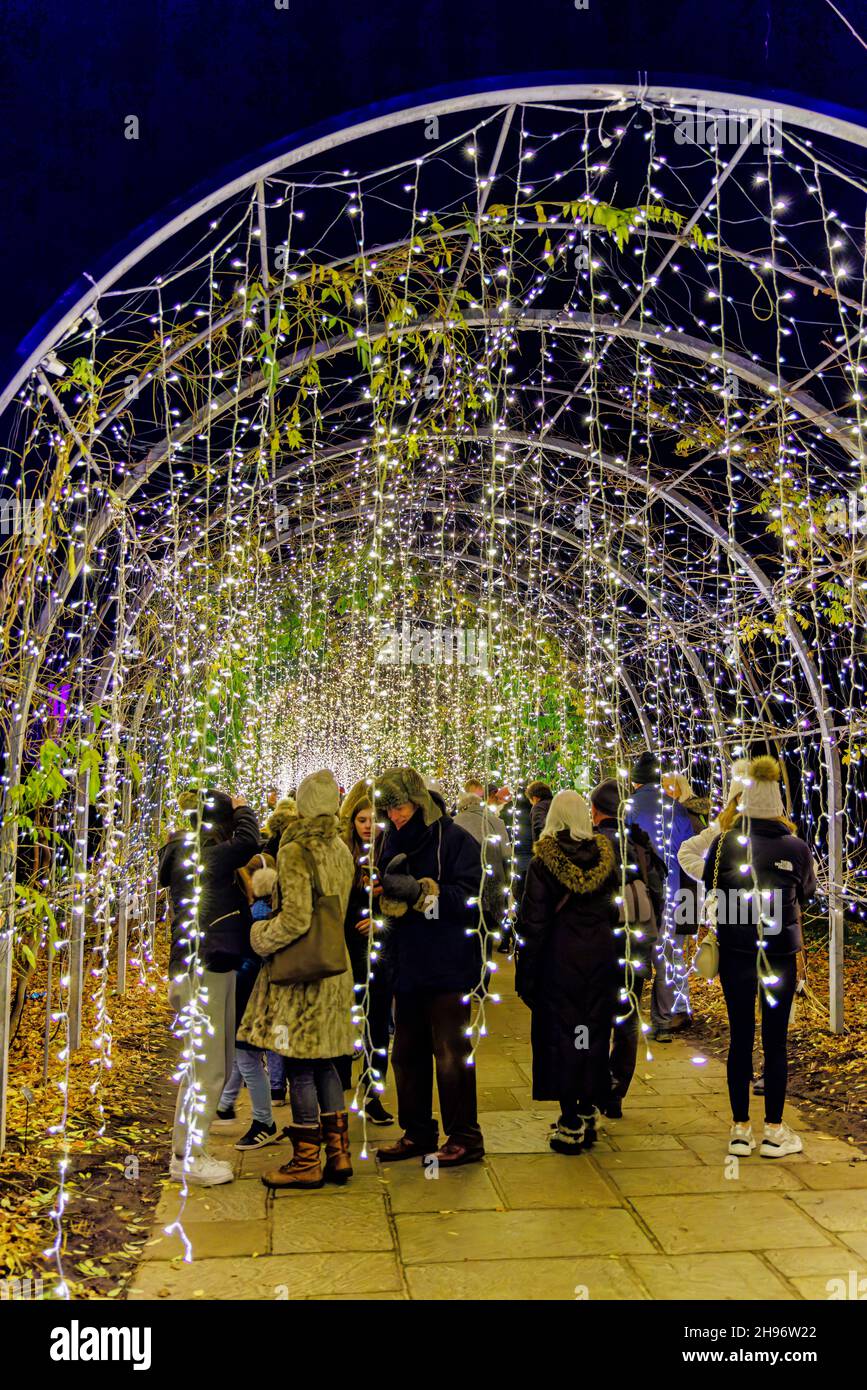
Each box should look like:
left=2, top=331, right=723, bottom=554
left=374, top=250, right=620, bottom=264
left=0, top=938, right=176, bottom=1299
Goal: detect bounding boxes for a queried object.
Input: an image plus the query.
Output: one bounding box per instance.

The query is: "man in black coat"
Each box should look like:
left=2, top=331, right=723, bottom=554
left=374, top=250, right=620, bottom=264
left=373, top=767, right=485, bottom=1167
left=159, top=788, right=260, bottom=1185
left=527, top=780, right=554, bottom=843
left=590, top=779, right=666, bottom=1116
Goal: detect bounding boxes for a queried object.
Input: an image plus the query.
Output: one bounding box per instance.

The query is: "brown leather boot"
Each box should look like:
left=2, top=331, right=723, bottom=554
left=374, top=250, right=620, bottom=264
left=320, top=1111, right=353, bottom=1184
left=262, top=1124, right=324, bottom=1191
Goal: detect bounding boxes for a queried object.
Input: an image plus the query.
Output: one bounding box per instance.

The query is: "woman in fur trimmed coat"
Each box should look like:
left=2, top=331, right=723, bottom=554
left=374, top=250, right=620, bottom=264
left=516, top=790, right=619, bottom=1154
left=238, top=769, right=357, bottom=1191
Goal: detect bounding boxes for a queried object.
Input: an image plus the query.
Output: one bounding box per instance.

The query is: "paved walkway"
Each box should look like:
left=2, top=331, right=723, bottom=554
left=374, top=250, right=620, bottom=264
left=130, top=962, right=867, bottom=1301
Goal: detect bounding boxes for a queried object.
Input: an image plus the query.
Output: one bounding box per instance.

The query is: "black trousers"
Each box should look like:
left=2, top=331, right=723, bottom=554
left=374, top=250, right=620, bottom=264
left=719, top=947, right=797, bottom=1125
left=609, top=974, right=647, bottom=1100
left=392, top=991, right=482, bottom=1149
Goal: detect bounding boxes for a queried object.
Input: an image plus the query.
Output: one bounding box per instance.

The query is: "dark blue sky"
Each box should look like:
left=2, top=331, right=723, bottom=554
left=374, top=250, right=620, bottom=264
left=1, top=0, right=865, bottom=371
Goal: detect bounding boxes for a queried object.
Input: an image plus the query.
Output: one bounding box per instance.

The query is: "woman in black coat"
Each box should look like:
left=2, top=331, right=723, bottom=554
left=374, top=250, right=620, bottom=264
left=516, top=790, right=619, bottom=1154
left=700, top=757, right=816, bottom=1162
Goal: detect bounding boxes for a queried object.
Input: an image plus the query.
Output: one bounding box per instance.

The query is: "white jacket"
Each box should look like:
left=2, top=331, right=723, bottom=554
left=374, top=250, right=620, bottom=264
left=678, top=820, right=720, bottom=884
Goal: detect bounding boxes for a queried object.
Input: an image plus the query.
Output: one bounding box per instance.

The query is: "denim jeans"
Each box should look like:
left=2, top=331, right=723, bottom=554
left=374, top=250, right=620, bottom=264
left=266, top=1050, right=287, bottom=1095
left=219, top=1048, right=273, bottom=1125
left=285, top=1058, right=345, bottom=1125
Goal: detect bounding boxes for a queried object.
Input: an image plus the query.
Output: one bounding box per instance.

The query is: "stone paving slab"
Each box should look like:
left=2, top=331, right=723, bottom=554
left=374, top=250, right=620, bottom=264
left=629, top=1193, right=834, bottom=1255
left=271, top=1190, right=394, bottom=1254
left=486, top=1153, right=621, bottom=1208
left=128, top=1251, right=404, bottom=1299
left=394, top=1207, right=654, bottom=1263
left=142, top=1219, right=269, bottom=1261
left=606, top=1163, right=806, bottom=1196
left=379, top=1161, right=503, bottom=1213
left=626, top=1252, right=795, bottom=1300
left=789, top=1189, right=867, bottom=1233
left=405, top=1255, right=649, bottom=1301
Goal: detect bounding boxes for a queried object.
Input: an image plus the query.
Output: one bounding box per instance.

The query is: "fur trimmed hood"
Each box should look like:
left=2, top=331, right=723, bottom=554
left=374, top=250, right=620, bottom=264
left=279, top=812, right=339, bottom=851
left=533, top=830, right=616, bottom=895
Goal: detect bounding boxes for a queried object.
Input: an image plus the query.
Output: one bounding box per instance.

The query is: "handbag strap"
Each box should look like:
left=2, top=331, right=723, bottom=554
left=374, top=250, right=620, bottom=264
left=295, top=842, right=321, bottom=902
left=702, top=829, right=729, bottom=932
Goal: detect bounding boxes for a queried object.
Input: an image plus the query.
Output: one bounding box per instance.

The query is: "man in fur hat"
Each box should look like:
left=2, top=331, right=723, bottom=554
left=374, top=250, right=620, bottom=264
left=374, top=766, right=485, bottom=1166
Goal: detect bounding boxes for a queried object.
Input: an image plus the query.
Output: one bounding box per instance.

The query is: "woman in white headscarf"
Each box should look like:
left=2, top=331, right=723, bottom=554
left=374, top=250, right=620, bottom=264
left=515, top=791, right=619, bottom=1154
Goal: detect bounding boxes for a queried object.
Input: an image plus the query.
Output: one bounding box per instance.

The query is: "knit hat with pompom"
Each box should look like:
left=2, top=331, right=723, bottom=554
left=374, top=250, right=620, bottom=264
left=737, top=756, right=785, bottom=819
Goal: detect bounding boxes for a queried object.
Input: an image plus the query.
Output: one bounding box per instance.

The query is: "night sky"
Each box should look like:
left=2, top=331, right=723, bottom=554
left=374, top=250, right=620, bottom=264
left=1, top=0, right=864, bottom=376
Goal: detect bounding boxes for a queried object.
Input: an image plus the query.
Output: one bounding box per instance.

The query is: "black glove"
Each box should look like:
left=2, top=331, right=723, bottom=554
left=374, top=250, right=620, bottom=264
left=382, top=870, right=423, bottom=904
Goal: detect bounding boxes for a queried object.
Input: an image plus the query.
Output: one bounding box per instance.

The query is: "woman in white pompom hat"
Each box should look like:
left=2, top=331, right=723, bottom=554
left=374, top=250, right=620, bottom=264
left=696, top=757, right=817, bottom=1163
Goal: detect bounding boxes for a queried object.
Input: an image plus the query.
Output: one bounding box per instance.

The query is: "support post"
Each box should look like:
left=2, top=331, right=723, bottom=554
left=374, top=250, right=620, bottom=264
left=68, top=768, right=90, bottom=1053
left=0, top=699, right=28, bottom=1153
left=826, top=744, right=845, bottom=1034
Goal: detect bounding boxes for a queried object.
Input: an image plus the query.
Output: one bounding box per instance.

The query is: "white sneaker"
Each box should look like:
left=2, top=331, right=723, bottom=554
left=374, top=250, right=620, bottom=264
left=760, top=1122, right=803, bottom=1159
left=728, top=1123, right=756, bottom=1156
left=170, top=1152, right=234, bottom=1186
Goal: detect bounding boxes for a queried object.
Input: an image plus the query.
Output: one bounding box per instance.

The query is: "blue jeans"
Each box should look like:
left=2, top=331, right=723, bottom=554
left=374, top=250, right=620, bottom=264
left=285, top=1058, right=345, bottom=1125
left=218, top=1048, right=273, bottom=1125
left=266, top=1050, right=287, bottom=1095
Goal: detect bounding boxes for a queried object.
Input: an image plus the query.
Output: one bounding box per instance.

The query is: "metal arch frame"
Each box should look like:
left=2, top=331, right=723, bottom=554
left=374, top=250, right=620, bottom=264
left=6, top=72, right=867, bottom=414
left=23, top=293, right=858, bottom=681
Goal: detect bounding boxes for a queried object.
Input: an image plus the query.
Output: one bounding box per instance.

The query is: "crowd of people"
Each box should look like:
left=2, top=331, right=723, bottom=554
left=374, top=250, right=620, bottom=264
left=159, top=749, right=817, bottom=1190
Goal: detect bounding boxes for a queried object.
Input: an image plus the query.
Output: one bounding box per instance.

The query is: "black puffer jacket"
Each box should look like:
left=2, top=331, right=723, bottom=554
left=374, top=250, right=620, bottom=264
left=159, top=806, right=260, bottom=973
left=516, top=831, right=619, bottom=1104
left=379, top=808, right=482, bottom=994
left=702, top=817, right=817, bottom=956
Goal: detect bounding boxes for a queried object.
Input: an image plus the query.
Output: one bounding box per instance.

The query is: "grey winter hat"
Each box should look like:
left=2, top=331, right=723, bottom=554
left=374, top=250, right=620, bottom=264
left=296, top=769, right=340, bottom=818
left=631, top=751, right=660, bottom=785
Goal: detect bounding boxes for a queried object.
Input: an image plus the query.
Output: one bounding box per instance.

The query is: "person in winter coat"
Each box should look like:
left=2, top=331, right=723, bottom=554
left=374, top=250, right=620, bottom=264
left=516, top=790, right=619, bottom=1153
left=213, top=853, right=283, bottom=1150
left=590, top=779, right=666, bottom=1117
left=662, top=773, right=710, bottom=834
left=453, top=791, right=511, bottom=943
left=527, top=780, right=554, bottom=843
left=237, top=770, right=356, bottom=1192
left=627, top=751, right=696, bottom=1041
left=699, top=757, right=816, bottom=1161
left=260, top=796, right=298, bottom=860
left=373, top=767, right=485, bottom=1167
left=336, top=778, right=394, bottom=1124
left=159, top=788, right=260, bottom=1187
left=677, top=761, right=752, bottom=896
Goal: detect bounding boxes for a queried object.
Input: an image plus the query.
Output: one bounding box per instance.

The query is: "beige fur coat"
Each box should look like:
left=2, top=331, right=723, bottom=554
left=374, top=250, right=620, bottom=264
left=237, top=813, right=357, bottom=1060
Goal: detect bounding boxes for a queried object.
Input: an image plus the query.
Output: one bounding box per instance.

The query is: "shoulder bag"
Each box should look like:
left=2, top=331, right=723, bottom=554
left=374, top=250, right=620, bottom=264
left=269, top=843, right=348, bottom=986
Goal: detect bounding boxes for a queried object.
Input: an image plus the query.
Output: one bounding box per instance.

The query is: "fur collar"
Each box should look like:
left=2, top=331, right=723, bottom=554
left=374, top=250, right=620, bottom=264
left=279, top=813, right=339, bottom=850
left=534, top=832, right=616, bottom=894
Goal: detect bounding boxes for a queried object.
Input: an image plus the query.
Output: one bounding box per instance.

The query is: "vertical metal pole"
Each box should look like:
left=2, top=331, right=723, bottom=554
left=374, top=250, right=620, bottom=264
left=146, top=777, right=164, bottom=953
left=115, top=751, right=135, bottom=996
left=68, top=767, right=90, bottom=1053
left=0, top=701, right=28, bottom=1153
left=826, top=744, right=845, bottom=1034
